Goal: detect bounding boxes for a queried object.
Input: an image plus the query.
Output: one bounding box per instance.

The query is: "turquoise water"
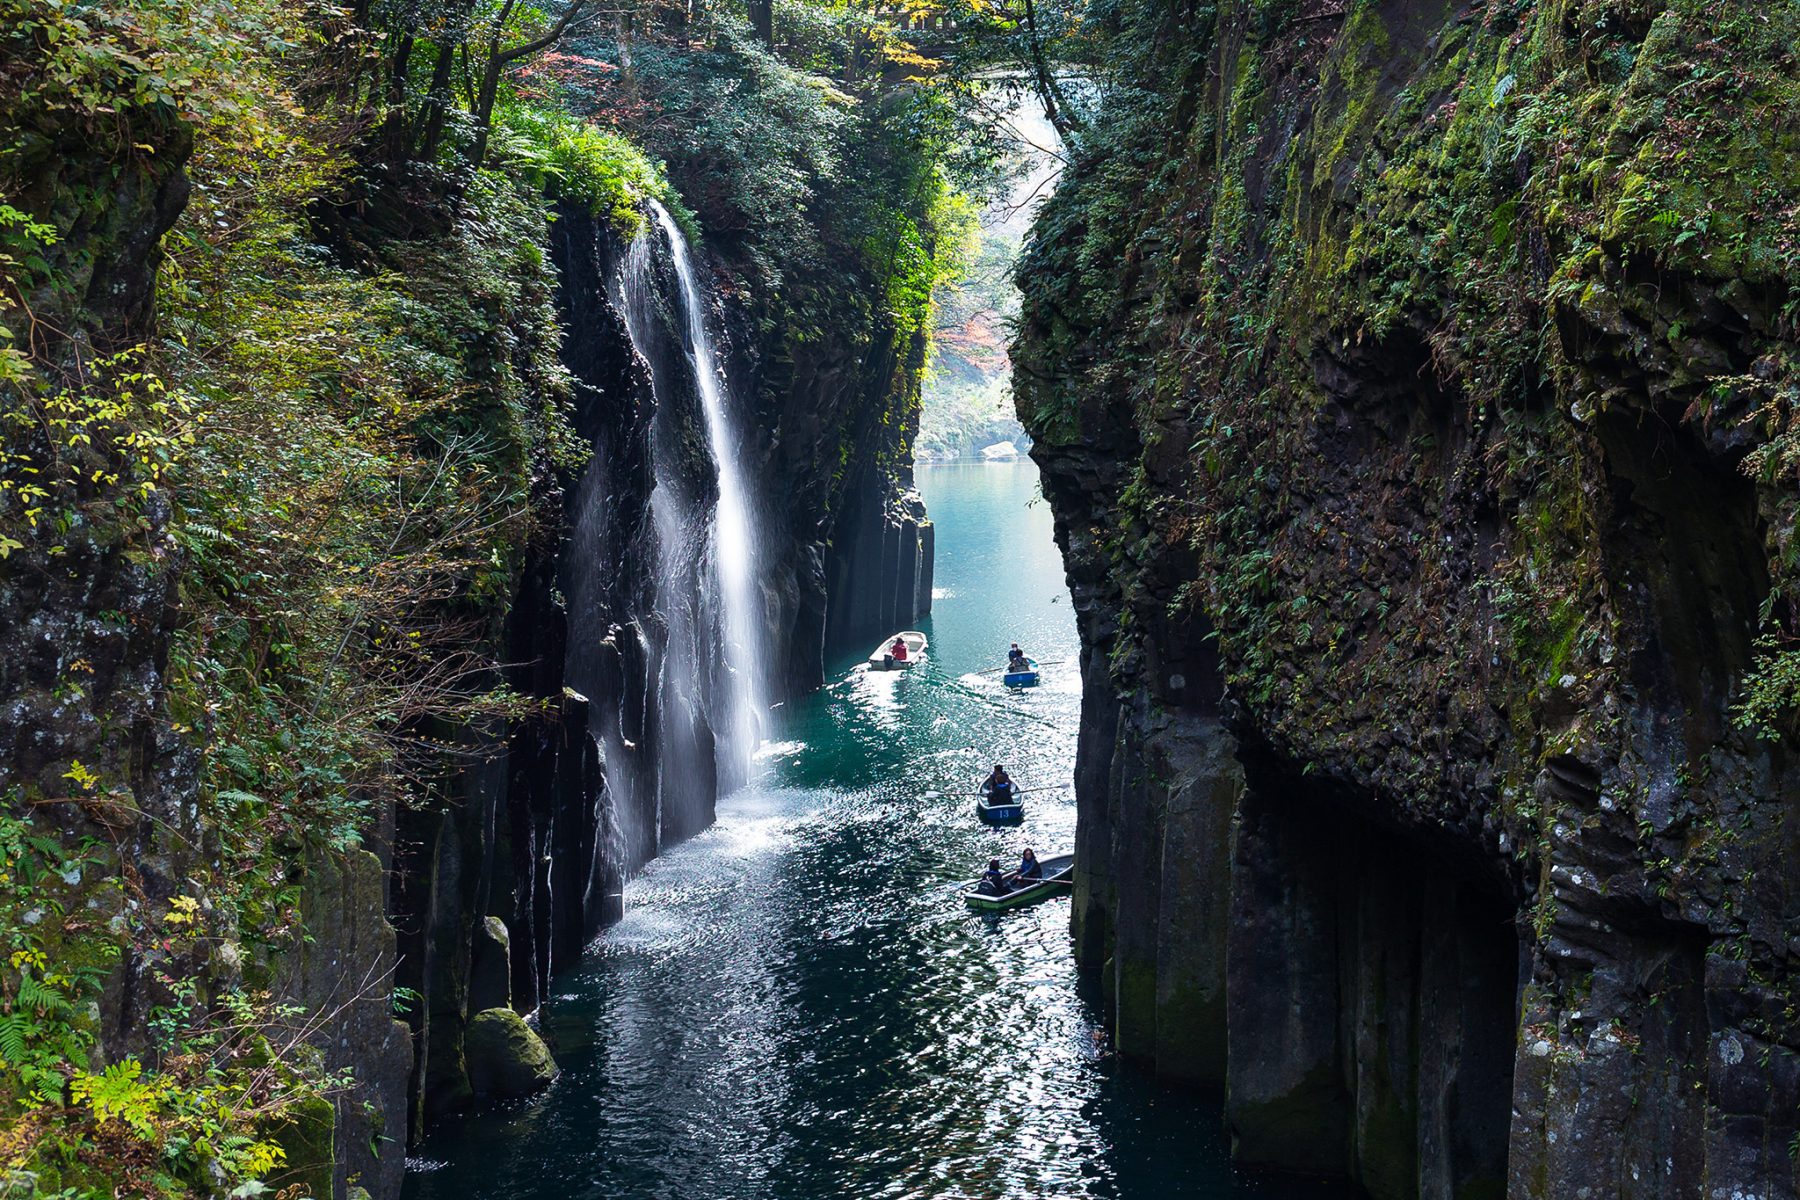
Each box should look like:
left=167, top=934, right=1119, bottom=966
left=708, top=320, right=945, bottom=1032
left=405, top=461, right=1342, bottom=1200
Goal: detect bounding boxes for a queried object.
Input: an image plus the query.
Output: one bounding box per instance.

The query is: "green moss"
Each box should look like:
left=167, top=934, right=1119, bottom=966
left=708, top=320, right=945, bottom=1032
left=464, top=1007, right=558, bottom=1099
left=268, top=1094, right=336, bottom=1200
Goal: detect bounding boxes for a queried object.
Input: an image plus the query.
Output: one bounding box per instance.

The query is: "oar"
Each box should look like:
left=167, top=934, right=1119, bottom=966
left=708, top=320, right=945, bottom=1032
left=945, top=870, right=1076, bottom=896
left=975, top=659, right=1068, bottom=676
left=920, top=784, right=1072, bottom=799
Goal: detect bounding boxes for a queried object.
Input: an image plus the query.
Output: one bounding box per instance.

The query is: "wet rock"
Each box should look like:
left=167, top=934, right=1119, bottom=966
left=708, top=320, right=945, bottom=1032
left=469, top=916, right=512, bottom=1015
left=464, top=1008, right=558, bottom=1099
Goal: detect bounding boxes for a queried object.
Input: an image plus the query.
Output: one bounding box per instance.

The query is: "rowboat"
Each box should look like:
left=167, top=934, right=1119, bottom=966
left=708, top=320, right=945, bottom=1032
left=963, top=854, right=1075, bottom=910
left=976, top=780, right=1023, bottom=822
left=1002, top=657, right=1040, bottom=688
left=870, top=631, right=928, bottom=671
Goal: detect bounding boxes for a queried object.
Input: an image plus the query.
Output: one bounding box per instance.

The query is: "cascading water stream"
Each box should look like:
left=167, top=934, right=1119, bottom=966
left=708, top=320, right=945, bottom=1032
left=649, top=202, right=768, bottom=755
left=608, top=201, right=768, bottom=854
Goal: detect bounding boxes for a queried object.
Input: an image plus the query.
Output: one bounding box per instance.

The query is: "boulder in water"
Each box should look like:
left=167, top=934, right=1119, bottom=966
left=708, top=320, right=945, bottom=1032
left=465, top=1008, right=558, bottom=1099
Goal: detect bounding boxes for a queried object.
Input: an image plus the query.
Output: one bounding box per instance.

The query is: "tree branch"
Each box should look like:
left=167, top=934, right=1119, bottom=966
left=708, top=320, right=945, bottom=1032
left=495, top=0, right=592, bottom=66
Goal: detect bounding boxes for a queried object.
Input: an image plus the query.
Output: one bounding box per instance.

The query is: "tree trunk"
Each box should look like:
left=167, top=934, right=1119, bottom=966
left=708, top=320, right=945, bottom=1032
left=469, top=57, right=504, bottom=170
left=1020, top=0, right=1080, bottom=141
left=415, top=43, right=459, bottom=162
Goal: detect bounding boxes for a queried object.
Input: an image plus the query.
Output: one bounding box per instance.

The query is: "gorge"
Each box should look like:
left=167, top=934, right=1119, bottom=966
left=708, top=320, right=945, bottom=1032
left=3, top=0, right=1799, bottom=1196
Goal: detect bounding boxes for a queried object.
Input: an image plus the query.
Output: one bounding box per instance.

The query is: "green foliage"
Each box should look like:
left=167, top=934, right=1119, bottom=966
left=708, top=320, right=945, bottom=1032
left=0, top=0, right=283, bottom=126
left=492, top=100, right=673, bottom=235
left=0, top=812, right=112, bottom=1102
left=866, top=166, right=977, bottom=339
left=157, top=80, right=579, bottom=877
left=2, top=0, right=998, bottom=1194
left=1013, top=0, right=1800, bottom=886
left=0, top=345, right=197, bottom=555
left=0, top=0, right=604, bottom=1191
left=0, top=204, right=56, bottom=387
left=0, top=810, right=307, bottom=1197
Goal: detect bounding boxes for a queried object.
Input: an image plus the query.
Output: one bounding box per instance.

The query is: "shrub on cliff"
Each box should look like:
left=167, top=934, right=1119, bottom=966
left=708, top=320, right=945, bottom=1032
left=491, top=100, right=680, bottom=236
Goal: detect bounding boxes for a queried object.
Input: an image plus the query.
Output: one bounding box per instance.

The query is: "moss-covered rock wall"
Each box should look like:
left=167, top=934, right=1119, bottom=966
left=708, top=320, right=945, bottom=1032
left=1015, top=0, right=1800, bottom=1192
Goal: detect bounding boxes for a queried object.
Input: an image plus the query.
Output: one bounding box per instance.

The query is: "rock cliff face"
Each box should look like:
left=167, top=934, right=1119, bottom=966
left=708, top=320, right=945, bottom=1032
left=732, top=263, right=937, bottom=685
left=0, top=70, right=417, bottom=1197
left=1015, top=0, right=1799, bottom=1194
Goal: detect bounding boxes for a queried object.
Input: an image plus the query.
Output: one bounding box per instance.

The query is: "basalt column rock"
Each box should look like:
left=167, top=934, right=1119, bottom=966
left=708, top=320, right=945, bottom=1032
left=389, top=206, right=658, bottom=1134
left=1015, top=0, right=1800, bottom=1191
left=730, top=305, right=936, bottom=689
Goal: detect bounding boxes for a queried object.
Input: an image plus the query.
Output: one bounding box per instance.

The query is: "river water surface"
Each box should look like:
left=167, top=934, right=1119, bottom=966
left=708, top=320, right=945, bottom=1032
left=407, top=461, right=1341, bottom=1200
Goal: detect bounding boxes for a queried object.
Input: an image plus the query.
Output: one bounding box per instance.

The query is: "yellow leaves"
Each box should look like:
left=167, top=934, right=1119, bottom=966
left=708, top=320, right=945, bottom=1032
left=63, top=760, right=101, bottom=793
left=163, top=894, right=201, bottom=928
left=9, top=947, right=47, bottom=972
left=882, top=43, right=944, bottom=71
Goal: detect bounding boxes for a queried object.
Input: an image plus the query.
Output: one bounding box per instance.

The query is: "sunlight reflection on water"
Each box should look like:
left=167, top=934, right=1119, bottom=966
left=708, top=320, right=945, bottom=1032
left=406, top=463, right=1344, bottom=1200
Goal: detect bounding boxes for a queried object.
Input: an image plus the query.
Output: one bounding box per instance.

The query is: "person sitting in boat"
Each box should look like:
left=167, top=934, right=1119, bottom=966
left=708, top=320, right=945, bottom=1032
left=1008, top=643, right=1029, bottom=673
left=890, top=635, right=909, bottom=662
left=980, top=859, right=1010, bottom=895
left=1017, top=848, right=1042, bottom=881
left=985, top=764, right=1015, bottom=798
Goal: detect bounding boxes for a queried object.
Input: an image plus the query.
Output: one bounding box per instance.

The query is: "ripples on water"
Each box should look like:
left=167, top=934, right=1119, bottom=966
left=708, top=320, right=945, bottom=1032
left=407, top=463, right=1343, bottom=1200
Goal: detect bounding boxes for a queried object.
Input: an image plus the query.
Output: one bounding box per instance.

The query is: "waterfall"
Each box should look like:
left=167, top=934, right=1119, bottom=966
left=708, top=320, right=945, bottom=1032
left=649, top=202, right=768, bottom=753
left=608, top=201, right=766, bottom=849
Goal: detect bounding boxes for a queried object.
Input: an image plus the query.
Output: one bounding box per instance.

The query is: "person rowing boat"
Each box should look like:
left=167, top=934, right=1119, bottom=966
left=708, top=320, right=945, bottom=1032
left=963, top=851, right=1075, bottom=909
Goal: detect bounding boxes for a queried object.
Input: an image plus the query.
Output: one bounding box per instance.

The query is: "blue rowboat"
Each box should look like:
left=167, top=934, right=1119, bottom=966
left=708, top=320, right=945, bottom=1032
left=977, top=781, right=1024, bottom=822
left=1002, top=657, right=1040, bottom=688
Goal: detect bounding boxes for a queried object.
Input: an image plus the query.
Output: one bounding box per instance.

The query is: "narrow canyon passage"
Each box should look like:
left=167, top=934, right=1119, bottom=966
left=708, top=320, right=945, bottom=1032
left=15, top=0, right=1797, bottom=1194
left=404, top=462, right=1345, bottom=1200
